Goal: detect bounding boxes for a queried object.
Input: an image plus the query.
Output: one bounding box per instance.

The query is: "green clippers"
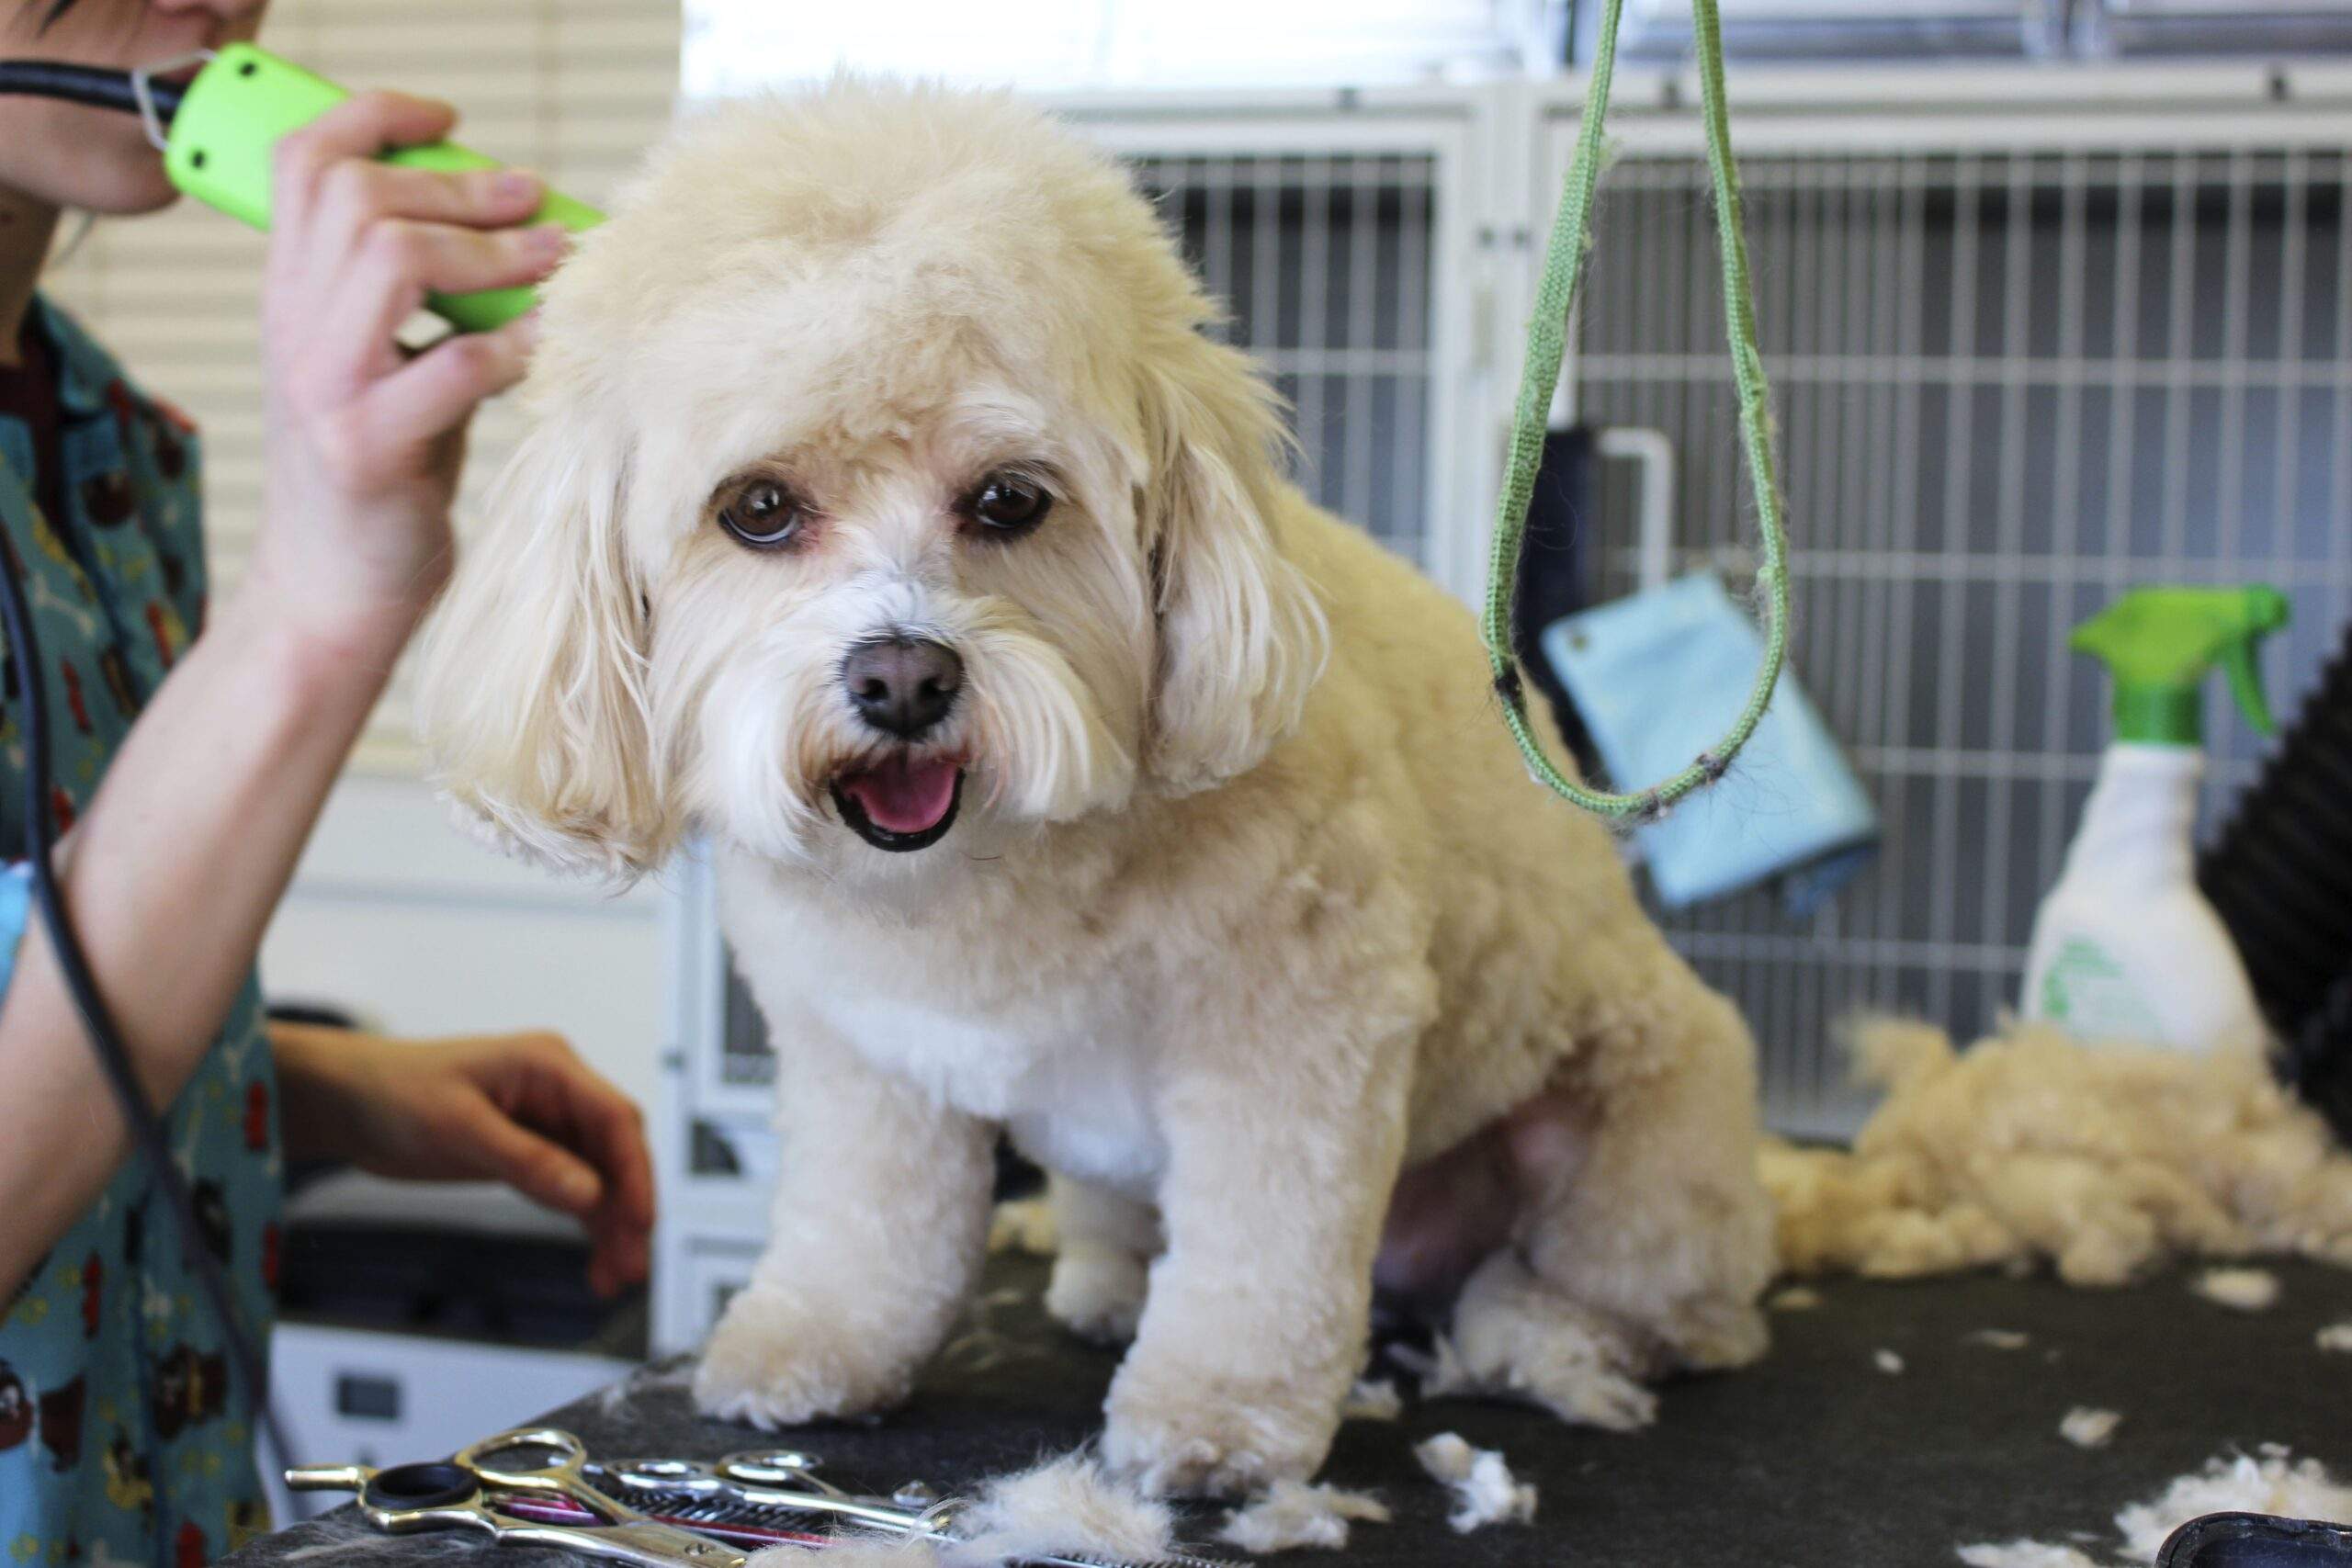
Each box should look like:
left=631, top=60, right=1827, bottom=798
left=151, top=43, right=604, bottom=332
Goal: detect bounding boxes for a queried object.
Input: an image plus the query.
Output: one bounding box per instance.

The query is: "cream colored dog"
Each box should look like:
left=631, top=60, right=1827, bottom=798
left=415, top=81, right=1772, bottom=1496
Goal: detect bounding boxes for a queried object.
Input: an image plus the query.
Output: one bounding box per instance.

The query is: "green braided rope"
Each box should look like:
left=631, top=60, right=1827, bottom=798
left=1479, top=0, right=1792, bottom=822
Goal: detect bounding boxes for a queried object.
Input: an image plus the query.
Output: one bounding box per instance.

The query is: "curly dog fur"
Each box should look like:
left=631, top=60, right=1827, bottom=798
left=415, top=79, right=1772, bottom=1496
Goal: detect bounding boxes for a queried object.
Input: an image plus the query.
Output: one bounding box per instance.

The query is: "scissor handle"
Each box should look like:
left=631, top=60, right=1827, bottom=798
left=715, top=1457, right=828, bottom=1495
left=456, top=1427, right=593, bottom=1494
left=284, top=1462, right=370, bottom=1494
left=365, top=1462, right=483, bottom=1512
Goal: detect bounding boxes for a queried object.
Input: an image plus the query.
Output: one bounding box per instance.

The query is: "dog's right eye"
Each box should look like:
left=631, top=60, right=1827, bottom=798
left=716, top=479, right=808, bottom=549
left=718, top=479, right=805, bottom=547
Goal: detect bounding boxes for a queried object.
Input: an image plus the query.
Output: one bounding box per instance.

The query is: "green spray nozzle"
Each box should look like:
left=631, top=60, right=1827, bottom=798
left=2070, top=584, right=2290, bottom=746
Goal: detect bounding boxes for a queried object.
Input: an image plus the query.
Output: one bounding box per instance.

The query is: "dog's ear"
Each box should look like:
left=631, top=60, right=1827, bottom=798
left=1139, top=333, right=1329, bottom=793
left=413, top=403, right=673, bottom=878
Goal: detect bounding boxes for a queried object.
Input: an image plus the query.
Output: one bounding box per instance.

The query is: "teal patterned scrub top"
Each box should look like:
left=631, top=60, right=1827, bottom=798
left=0, top=298, right=280, bottom=1568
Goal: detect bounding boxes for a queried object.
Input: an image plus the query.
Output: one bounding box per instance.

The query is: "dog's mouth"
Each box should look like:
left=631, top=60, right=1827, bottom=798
left=829, top=756, right=966, bottom=852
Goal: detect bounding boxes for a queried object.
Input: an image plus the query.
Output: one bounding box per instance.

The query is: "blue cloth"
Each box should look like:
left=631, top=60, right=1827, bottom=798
left=0, top=299, right=279, bottom=1568
left=1542, top=571, right=1878, bottom=915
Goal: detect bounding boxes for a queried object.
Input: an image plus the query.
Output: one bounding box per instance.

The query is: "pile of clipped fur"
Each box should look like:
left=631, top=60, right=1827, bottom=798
left=1760, top=1019, right=2352, bottom=1285
left=746, top=1452, right=1185, bottom=1568
left=1958, top=1446, right=2352, bottom=1567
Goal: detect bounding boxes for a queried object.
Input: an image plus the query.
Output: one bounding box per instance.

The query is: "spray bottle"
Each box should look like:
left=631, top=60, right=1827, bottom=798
left=2021, top=584, right=2290, bottom=1052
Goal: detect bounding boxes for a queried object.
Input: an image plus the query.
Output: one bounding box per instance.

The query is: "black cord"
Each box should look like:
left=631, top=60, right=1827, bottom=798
left=0, top=550, right=293, bottom=1496
left=0, top=60, right=185, bottom=119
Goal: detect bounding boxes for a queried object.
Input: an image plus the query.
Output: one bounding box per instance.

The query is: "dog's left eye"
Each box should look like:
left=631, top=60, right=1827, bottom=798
left=717, top=479, right=808, bottom=549
left=965, top=472, right=1052, bottom=535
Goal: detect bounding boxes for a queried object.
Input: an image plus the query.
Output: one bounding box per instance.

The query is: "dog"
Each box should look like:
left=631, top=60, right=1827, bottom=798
left=414, top=80, right=1774, bottom=1497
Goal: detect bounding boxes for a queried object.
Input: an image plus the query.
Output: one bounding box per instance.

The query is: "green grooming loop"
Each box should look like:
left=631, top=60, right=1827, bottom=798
left=1481, top=0, right=1792, bottom=823
left=164, top=43, right=604, bottom=333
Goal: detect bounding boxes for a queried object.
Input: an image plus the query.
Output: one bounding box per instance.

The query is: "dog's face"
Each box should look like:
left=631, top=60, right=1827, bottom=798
left=415, top=83, right=1326, bottom=878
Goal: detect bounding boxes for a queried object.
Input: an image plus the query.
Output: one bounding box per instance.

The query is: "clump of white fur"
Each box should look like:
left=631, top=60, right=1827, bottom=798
left=751, top=1540, right=938, bottom=1568
left=2114, top=1450, right=2352, bottom=1560
left=1217, top=1482, right=1391, bottom=1553
left=1768, top=1285, right=1823, bottom=1312
left=1955, top=1447, right=2352, bottom=1567
left=1965, top=1329, right=2030, bottom=1350
left=1340, top=1378, right=1402, bottom=1421
left=2060, top=1407, right=2120, bottom=1449
left=1412, top=1433, right=1536, bottom=1533
left=1761, top=1018, right=2352, bottom=1285
left=747, top=1451, right=1179, bottom=1568
left=2317, top=1321, right=2352, bottom=1352
left=2191, top=1267, right=2279, bottom=1311
left=1873, top=1348, right=1905, bottom=1375
left=952, top=1450, right=1178, bottom=1564
left=1957, top=1543, right=2103, bottom=1568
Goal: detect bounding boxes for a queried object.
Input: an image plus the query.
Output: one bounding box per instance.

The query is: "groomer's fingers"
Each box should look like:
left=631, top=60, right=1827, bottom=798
left=311, top=162, right=546, bottom=259
left=585, top=1213, right=650, bottom=1298
left=443, top=1087, right=606, bottom=1219
left=581, top=1119, right=655, bottom=1297
left=334, top=220, right=563, bottom=351
left=272, top=90, right=458, bottom=234
left=567, top=1072, right=656, bottom=1234
left=357, top=310, right=539, bottom=446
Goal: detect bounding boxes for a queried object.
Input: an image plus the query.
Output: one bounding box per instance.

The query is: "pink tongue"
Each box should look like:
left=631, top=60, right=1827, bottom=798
left=841, top=758, right=960, bottom=834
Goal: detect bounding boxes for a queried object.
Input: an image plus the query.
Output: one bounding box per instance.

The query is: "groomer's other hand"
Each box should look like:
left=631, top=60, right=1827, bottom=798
left=248, top=89, right=563, bottom=653
left=275, top=1024, right=656, bottom=1297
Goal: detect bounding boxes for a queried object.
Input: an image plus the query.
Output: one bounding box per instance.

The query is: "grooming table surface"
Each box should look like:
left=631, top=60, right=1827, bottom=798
left=229, top=1255, right=2352, bottom=1568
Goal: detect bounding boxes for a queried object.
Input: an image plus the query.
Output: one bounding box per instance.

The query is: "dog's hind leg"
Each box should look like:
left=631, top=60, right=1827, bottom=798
left=1043, top=1173, right=1159, bottom=1346
left=694, top=1010, right=996, bottom=1429
left=1455, top=972, right=1772, bottom=1423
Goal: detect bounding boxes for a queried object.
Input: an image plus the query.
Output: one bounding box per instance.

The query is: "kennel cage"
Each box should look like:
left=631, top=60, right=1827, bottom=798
left=654, top=62, right=2352, bottom=1346
left=1546, top=64, right=2352, bottom=1132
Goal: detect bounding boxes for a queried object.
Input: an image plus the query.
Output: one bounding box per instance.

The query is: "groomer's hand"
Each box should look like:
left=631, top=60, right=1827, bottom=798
left=247, top=90, right=563, bottom=653
left=274, top=1023, right=656, bottom=1297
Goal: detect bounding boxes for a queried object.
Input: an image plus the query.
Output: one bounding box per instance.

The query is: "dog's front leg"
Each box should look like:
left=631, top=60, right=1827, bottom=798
left=694, top=1014, right=995, bottom=1428
left=1102, top=995, right=1420, bottom=1496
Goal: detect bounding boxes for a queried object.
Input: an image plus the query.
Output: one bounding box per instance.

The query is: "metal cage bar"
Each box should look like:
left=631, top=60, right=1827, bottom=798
left=1565, top=135, right=2352, bottom=1134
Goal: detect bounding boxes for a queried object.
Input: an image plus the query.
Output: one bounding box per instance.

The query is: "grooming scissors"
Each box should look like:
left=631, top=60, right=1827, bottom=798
left=287, top=1427, right=753, bottom=1568
left=592, top=1449, right=1236, bottom=1568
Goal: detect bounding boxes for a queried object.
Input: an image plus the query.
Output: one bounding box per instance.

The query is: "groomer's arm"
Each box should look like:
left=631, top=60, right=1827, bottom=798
left=0, top=92, right=559, bottom=1296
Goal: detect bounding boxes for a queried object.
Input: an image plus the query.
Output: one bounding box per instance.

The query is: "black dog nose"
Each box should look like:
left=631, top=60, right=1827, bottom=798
left=842, top=637, right=963, bottom=738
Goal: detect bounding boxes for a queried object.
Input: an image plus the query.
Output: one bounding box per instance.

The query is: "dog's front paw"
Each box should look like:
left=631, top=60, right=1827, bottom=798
left=693, top=1285, right=916, bottom=1429
left=1045, top=1245, right=1148, bottom=1346
left=1102, top=1361, right=1339, bottom=1498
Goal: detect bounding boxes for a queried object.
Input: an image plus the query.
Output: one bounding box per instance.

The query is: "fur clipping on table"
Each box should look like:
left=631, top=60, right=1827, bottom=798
left=1761, top=1018, right=2352, bottom=1285
left=744, top=1450, right=1182, bottom=1568
left=1957, top=1446, right=2352, bottom=1567
left=2191, top=1267, right=2280, bottom=1311
left=1411, top=1433, right=1537, bottom=1534
left=1216, top=1481, right=1391, bottom=1553
left=2059, top=1407, right=2121, bottom=1449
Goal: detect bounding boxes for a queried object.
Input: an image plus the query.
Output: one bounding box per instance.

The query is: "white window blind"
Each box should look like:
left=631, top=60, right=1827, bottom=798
left=41, top=0, right=681, bottom=773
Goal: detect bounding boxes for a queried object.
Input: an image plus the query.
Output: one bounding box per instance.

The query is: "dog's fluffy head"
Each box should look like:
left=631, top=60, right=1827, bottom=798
left=414, top=81, right=1328, bottom=878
